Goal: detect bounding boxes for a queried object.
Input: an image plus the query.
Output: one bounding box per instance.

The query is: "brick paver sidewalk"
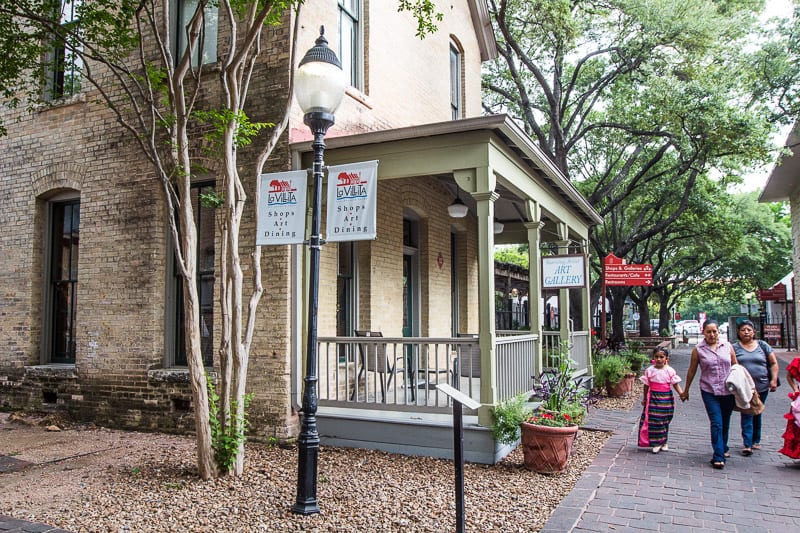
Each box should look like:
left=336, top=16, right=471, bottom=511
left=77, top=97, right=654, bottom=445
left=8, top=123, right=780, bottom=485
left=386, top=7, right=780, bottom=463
left=542, top=346, right=800, bottom=532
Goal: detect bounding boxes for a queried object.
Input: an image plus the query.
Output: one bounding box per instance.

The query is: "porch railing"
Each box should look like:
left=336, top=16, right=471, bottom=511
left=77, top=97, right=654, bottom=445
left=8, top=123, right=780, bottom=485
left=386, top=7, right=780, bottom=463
left=542, top=330, right=591, bottom=375
left=315, top=334, right=539, bottom=413
left=496, top=333, right=538, bottom=400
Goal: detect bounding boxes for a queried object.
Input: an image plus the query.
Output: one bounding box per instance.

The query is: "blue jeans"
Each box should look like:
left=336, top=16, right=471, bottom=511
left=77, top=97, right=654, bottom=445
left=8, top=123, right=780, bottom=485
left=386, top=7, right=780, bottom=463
left=701, top=390, right=736, bottom=463
left=741, top=390, right=770, bottom=448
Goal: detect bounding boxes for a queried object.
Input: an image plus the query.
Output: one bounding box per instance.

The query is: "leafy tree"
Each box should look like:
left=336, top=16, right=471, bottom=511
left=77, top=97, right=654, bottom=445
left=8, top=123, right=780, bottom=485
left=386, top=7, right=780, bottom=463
left=0, top=0, right=439, bottom=479
left=483, top=0, right=798, bottom=339
left=494, top=244, right=529, bottom=268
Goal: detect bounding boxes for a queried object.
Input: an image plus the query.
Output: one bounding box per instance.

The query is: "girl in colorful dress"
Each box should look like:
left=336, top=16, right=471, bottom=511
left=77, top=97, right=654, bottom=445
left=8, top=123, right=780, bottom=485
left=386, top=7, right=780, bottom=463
left=779, top=356, right=800, bottom=459
left=639, top=347, right=684, bottom=453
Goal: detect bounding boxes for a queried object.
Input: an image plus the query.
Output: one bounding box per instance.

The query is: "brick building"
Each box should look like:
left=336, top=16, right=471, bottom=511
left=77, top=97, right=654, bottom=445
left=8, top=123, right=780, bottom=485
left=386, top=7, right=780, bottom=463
left=0, top=1, right=601, bottom=463
left=761, top=121, right=800, bottom=349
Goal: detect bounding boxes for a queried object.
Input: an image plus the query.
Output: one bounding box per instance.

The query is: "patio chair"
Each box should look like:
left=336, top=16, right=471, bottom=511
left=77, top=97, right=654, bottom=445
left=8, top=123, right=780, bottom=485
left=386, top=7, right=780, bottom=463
left=414, top=344, right=454, bottom=390
left=452, top=333, right=481, bottom=386
left=353, top=330, right=401, bottom=403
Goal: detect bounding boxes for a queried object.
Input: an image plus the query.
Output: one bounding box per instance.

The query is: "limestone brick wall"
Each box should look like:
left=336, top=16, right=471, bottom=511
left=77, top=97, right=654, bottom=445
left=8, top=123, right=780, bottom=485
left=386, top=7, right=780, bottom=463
left=791, top=188, right=800, bottom=348
left=1, top=1, right=489, bottom=441
left=290, top=0, right=488, bottom=141
left=0, top=9, right=299, bottom=439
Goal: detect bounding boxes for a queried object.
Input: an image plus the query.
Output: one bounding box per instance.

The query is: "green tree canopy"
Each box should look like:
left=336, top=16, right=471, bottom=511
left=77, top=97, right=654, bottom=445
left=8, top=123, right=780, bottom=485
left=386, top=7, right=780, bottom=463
left=483, top=0, right=799, bottom=339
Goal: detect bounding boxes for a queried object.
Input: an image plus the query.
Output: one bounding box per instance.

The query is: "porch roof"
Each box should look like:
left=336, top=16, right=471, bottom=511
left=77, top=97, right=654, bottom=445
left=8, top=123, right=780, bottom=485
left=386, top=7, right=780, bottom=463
left=290, top=114, right=603, bottom=228
left=760, top=120, right=800, bottom=202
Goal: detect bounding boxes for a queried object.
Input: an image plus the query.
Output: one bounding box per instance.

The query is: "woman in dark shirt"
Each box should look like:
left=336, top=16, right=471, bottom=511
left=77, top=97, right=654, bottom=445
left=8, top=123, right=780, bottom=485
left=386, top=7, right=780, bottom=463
left=733, top=319, right=779, bottom=454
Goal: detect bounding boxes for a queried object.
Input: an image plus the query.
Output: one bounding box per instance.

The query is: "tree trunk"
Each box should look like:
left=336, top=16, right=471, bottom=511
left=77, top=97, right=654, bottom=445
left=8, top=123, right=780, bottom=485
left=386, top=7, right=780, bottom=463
left=657, top=292, right=672, bottom=336
left=180, top=195, right=217, bottom=480
left=609, top=286, right=630, bottom=343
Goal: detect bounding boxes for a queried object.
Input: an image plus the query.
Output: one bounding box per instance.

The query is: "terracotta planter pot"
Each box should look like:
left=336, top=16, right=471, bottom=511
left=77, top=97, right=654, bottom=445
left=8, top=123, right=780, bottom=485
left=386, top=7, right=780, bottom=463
left=520, top=421, right=579, bottom=474
left=606, top=373, right=636, bottom=398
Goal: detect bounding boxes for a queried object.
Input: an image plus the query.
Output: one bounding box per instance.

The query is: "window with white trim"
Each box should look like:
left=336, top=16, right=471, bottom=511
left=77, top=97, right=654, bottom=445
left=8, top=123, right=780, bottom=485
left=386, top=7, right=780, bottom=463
left=450, top=42, right=462, bottom=119
left=339, top=0, right=362, bottom=89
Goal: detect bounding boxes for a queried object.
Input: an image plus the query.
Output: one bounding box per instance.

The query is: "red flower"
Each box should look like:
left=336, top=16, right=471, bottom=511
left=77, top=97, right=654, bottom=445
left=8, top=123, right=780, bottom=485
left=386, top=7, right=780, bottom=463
left=563, top=414, right=571, bottom=420
left=542, top=412, right=554, bottom=419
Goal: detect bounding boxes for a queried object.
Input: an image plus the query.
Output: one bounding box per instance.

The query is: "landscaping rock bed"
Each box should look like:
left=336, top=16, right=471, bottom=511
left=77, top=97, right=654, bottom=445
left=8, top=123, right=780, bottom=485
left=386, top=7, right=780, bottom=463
left=0, top=410, right=616, bottom=532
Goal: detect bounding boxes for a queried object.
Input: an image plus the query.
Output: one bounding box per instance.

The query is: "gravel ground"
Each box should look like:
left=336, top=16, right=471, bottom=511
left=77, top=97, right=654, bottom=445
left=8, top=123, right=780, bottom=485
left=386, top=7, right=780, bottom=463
left=0, top=388, right=639, bottom=533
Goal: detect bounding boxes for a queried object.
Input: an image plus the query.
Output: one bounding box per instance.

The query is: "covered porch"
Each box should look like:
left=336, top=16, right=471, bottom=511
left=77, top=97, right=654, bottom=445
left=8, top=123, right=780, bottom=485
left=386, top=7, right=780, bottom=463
left=291, top=115, right=602, bottom=464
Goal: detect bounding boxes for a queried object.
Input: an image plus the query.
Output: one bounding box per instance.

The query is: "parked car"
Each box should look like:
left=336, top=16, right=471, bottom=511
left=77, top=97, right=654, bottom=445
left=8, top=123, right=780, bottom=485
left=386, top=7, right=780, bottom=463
left=681, top=321, right=701, bottom=344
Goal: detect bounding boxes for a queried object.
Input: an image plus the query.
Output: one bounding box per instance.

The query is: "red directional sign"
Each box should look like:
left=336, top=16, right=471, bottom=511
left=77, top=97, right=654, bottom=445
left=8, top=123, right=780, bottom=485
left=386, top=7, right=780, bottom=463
left=603, top=254, right=653, bottom=286
left=757, top=283, right=787, bottom=302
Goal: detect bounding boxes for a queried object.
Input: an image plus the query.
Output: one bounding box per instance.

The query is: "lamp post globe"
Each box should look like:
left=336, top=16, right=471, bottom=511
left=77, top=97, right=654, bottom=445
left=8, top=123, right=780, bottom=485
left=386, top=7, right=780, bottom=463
left=295, top=26, right=347, bottom=129
left=292, top=26, right=345, bottom=516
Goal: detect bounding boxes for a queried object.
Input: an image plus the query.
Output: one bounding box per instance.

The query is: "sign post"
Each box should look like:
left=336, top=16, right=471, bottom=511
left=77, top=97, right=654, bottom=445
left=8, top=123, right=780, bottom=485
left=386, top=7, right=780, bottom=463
left=435, top=383, right=481, bottom=533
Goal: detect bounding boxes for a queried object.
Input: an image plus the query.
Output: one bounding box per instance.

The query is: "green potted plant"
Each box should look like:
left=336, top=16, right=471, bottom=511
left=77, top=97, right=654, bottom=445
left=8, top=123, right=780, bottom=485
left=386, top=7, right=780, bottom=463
left=593, top=354, right=635, bottom=398
left=492, top=343, right=594, bottom=473
left=491, top=393, right=533, bottom=445
left=620, top=348, right=649, bottom=374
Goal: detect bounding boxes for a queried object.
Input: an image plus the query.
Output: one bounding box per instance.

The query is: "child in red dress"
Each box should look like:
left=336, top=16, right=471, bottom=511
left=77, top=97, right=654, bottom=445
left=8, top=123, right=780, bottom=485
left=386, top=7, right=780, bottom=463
left=778, top=356, right=800, bottom=459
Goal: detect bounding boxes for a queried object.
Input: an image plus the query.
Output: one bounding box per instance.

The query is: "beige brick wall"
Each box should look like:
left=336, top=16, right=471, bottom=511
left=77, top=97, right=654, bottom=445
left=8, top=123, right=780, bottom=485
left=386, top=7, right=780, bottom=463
left=791, top=188, right=800, bottom=347
left=315, top=176, right=479, bottom=338
left=0, top=1, right=488, bottom=440
left=291, top=0, right=487, bottom=140
left=0, top=8, right=299, bottom=436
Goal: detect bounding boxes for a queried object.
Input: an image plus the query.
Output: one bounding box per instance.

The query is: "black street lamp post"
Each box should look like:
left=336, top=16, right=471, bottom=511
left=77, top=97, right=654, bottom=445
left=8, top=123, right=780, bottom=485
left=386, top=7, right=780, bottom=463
left=291, top=27, right=346, bottom=516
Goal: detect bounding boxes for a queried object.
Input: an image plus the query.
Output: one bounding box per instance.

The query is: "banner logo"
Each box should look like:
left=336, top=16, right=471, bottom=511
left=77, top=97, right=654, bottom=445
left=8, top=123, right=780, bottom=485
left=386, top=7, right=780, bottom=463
left=257, top=170, right=307, bottom=245
left=326, top=160, right=378, bottom=242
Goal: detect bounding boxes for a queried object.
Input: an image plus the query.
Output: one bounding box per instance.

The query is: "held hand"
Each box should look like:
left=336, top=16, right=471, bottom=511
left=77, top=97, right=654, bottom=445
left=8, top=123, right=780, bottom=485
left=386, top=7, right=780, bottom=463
left=679, top=392, right=689, bottom=402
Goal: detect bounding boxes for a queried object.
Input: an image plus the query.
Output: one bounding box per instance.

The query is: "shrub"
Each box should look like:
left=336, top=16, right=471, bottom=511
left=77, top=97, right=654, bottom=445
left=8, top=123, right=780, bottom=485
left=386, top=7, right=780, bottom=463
left=491, top=393, right=533, bottom=444
left=592, top=355, right=632, bottom=389
left=620, top=349, right=649, bottom=373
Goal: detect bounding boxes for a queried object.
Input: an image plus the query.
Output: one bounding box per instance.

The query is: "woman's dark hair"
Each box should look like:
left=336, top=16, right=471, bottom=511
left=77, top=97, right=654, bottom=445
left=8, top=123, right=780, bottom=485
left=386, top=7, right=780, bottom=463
left=737, top=319, right=755, bottom=331
left=702, top=319, right=719, bottom=331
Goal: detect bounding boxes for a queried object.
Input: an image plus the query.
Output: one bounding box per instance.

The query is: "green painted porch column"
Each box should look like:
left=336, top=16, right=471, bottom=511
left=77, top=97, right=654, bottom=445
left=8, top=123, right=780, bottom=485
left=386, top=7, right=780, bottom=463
left=580, top=239, right=594, bottom=376
left=555, top=222, right=571, bottom=345
left=473, top=189, right=499, bottom=427
left=524, top=199, right=544, bottom=375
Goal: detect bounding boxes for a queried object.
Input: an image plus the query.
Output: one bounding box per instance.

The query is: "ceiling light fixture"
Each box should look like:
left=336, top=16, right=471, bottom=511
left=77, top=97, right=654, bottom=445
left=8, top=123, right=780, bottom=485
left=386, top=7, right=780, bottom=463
left=448, top=189, right=469, bottom=218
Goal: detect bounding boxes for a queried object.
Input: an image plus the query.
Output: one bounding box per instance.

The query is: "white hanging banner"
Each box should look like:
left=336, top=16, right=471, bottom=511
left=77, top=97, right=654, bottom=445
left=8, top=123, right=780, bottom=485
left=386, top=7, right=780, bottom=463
left=256, top=170, right=308, bottom=245
left=325, top=160, right=379, bottom=242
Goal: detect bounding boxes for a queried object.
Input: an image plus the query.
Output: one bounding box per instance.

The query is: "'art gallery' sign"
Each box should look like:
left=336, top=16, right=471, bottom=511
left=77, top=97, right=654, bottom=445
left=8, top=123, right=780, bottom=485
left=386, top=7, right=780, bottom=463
left=256, top=170, right=307, bottom=245
left=325, top=160, right=378, bottom=242
left=542, top=254, right=586, bottom=288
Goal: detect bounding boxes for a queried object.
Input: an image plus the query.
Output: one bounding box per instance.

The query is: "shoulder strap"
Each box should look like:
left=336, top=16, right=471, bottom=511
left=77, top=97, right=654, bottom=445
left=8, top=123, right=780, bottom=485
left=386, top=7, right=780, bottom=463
left=758, top=340, right=773, bottom=370
left=758, top=339, right=770, bottom=355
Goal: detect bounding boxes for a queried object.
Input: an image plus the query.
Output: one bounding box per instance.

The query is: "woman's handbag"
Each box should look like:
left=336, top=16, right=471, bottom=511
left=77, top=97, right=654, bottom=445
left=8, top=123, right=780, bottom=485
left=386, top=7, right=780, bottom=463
left=734, top=389, right=766, bottom=416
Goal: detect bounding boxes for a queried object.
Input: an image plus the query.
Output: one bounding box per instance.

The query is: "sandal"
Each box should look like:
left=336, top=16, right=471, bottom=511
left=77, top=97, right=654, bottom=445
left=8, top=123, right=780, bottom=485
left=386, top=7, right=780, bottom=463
left=752, top=444, right=762, bottom=450
left=712, top=461, right=725, bottom=469
left=742, top=448, right=753, bottom=456
left=724, top=452, right=731, bottom=458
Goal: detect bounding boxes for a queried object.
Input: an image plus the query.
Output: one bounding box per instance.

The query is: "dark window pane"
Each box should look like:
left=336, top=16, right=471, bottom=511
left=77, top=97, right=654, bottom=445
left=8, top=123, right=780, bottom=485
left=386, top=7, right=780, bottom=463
left=175, top=182, right=215, bottom=366
left=50, top=199, right=79, bottom=364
